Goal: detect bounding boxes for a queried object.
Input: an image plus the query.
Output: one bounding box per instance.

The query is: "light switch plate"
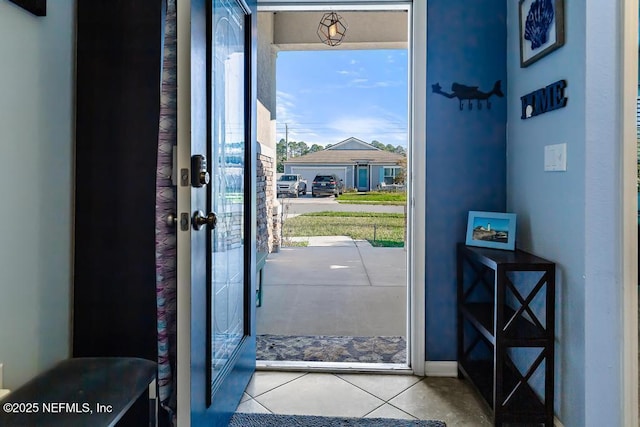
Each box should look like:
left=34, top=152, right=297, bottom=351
left=544, top=143, right=567, bottom=172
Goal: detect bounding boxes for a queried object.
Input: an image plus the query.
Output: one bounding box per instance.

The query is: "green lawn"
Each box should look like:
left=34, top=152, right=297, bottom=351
left=282, top=211, right=405, bottom=247
left=337, top=191, right=407, bottom=205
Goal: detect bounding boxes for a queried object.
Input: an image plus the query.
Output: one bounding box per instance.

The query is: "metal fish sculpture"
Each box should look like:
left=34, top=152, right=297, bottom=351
left=431, top=80, right=504, bottom=110
left=524, top=0, right=555, bottom=50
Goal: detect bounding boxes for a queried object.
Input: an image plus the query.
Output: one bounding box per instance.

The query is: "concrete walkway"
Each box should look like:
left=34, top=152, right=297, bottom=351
left=256, top=236, right=407, bottom=337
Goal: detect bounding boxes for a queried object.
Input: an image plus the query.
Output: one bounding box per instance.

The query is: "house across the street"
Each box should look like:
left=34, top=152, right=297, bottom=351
left=283, top=137, right=405, bottom=192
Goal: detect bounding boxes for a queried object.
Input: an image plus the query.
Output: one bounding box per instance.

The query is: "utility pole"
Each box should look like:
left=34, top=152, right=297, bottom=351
left=285, top=123, right=289, bottom=160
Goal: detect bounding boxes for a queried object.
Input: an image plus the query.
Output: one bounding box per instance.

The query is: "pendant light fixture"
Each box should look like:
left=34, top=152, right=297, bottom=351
left=317, top=12, right=348, bottom=47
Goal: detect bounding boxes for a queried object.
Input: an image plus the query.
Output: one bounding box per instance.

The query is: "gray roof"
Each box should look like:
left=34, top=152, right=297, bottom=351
left=285, top=138, right=405, bottom=165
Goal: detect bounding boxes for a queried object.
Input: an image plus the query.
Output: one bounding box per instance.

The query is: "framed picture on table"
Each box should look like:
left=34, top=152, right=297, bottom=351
left=465, top=211, right=517, bottom=251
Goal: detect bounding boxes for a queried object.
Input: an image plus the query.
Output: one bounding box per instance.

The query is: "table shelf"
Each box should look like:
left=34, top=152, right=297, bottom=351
left=457, top=244, right=555, bottom=426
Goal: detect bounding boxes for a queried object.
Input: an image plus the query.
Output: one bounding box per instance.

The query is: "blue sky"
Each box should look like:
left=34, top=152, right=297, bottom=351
left=276, top=49, right=408, bottom=148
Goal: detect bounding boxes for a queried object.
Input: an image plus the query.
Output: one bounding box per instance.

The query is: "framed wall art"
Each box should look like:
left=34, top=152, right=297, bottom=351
left=8, top=0, right=46, bottom=16
left=519, top=0, right=564, bottom=68
left=465, top=211, right=517, bottom=251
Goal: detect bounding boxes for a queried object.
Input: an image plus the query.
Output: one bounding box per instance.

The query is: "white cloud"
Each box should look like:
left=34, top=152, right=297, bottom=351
left=274, top=90, right=408, bottom=147
left=274, top=54, right=408, bottom=147
left=276, top=91, right=307, bottom=142
left=363, top=80, right=403, bottom=89
left=276, top=90, right=296, bottom=106
left=324, top=79, right=404, bottom=91
left=276, top=91, right=296, bottom=115
left=275, top=91, right=329, bottom=145
left=326, top=115, right=408, bottom=146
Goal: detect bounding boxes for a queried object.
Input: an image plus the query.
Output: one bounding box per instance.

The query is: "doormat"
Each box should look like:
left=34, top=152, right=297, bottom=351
left=256, top=335, right=406, bottom=363
left=229, top=413, right=446, bottom=426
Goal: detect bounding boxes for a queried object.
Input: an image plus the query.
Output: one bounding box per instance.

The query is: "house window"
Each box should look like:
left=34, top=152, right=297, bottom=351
left=383, top=167, right=402, bottom=184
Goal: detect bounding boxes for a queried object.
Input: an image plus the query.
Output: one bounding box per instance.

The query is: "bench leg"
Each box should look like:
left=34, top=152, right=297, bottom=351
left=149, top=379, right=158, bottom=427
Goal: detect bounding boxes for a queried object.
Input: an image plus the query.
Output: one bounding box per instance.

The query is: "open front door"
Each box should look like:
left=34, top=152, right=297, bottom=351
left=177, top=0, right=257, bottom=425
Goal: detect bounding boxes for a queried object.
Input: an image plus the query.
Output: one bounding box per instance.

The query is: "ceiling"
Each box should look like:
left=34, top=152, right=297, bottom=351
left=264, top=10, right=408, bottom=51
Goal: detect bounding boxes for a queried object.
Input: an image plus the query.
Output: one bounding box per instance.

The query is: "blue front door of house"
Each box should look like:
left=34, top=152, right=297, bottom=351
left=180, top=0, right=256, bottom=425
left=358, top=166, right=369, bottom=191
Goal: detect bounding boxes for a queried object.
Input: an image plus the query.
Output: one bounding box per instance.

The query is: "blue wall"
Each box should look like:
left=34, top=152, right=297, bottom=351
left=425, top=0, right=507, bottom=360
left=506, top=1, right=586, bottom=424
left=506, top=1, right=629, bottom=425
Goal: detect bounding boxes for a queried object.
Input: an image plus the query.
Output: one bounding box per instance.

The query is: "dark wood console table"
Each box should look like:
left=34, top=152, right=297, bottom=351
left=457, top=244, right=555, bottom=426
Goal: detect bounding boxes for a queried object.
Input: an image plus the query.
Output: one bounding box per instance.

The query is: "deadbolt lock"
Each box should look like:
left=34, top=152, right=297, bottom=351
left=192, top=210, right=217, bottom=230
left=198, top=170, right=210, bottom=186
left=191, top=155, right=210, bottom=187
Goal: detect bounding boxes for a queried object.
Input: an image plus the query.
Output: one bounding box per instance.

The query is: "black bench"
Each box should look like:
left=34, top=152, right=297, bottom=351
left=0, top=357, right=156, bottom=426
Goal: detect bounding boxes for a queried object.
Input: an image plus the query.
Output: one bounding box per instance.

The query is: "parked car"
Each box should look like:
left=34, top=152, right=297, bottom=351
left=277, top=174, right=307, bottom=198
left=311, top=174, right=344, bottom=197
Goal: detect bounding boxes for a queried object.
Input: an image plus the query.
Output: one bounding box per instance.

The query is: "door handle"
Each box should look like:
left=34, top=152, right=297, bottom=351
left=166, top=213, right=178, bottom=227
left=192, top=210, right=217, bottom=230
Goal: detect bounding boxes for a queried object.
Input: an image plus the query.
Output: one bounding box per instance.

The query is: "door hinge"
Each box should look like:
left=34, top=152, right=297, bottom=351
left=171, top=145, right=178, bottom=186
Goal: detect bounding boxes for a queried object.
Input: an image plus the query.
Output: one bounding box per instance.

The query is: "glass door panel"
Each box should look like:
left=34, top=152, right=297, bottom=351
left=208, top=0, right=248, bottom=396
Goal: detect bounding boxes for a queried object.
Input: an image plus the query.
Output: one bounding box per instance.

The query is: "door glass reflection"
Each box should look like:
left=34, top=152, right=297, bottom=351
left=209, top=0, right=245, bottom=390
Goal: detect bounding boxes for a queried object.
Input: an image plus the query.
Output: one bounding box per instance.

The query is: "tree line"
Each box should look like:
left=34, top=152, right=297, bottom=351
left=276, top=138, right=406, bottom=173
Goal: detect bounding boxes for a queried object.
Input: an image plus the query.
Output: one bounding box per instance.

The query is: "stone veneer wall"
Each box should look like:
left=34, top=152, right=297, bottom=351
left=257, top=152, right=279, bottom=253
left=256, top=14, right=279, bottom=254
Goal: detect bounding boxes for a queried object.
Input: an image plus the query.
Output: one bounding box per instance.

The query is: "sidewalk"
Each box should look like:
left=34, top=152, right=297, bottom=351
left=256, top=236, right=407, bottom=337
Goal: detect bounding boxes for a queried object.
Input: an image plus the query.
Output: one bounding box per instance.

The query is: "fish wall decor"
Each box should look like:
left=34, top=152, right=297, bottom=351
left=431, top=80, right=504, bottom=111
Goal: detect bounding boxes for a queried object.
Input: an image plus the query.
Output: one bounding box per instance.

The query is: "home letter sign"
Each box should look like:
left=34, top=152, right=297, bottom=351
left=520, top=80, right=567, bottom=120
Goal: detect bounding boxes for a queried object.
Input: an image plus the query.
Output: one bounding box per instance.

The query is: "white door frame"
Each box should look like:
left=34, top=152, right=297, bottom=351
left=409, top=0, right=426, bottom=377
left=621, top=0, right=638, bottom=424
left=257, top=0, right=426, bottom=376
left=176, top=2, right=192, bottom=424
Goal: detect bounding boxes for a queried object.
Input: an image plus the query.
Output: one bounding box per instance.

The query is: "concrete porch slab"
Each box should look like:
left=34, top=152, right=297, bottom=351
left=256, top=284, right=406, bottom=336
left=264, top=246, right=369, bottom=286
left=258, top=236, right=407, bottom=337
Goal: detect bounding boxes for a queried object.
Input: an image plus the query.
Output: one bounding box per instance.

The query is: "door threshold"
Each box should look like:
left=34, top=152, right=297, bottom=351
left=256, top=360, right=413, bottom=374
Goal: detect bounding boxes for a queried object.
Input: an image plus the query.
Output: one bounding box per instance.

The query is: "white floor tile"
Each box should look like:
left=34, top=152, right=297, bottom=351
left=253, top=373, right=384, bottom=417
left=389, top=377, right=492, bottom=426
left=240, top=371, right=494, bottom=425
left=235, top=398, right=271, bottom=414
left=337, top=373, right=422, bottom=401
left=244, top=371, right=308, bottom=398
left=364, top=403, right=417, bottom=420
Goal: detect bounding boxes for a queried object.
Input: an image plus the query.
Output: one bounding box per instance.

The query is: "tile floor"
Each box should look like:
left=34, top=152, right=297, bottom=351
left=247, top=238, right=491, bottom=425
left=236, top=371, right=493, bottom=426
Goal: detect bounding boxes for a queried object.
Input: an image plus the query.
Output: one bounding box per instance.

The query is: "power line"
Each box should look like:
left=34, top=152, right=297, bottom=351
left=275, top=124, right=407, bottom=130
